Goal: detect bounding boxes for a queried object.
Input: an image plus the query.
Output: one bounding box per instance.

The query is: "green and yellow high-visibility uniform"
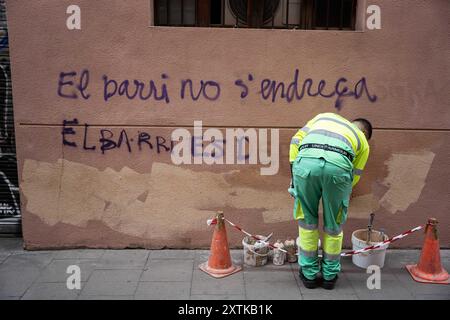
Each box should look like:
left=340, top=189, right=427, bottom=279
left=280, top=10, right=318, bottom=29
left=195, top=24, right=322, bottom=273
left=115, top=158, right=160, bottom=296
left=289, top=112, right=370, bottom=281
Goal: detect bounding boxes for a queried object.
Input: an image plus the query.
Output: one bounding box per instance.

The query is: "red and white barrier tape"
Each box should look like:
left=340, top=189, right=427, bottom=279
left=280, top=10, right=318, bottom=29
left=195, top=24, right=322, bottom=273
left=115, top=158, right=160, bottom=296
left=340, top=225, right=424, bottom=257
left=207, top=217, right=288, bottom=253
left=207, top=217, right=424, bottom=257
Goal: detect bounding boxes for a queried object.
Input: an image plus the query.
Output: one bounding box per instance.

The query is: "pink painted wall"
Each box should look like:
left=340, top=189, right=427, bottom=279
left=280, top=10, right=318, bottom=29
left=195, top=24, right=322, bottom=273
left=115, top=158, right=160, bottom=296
left=5, top=0, right=450, bottom=249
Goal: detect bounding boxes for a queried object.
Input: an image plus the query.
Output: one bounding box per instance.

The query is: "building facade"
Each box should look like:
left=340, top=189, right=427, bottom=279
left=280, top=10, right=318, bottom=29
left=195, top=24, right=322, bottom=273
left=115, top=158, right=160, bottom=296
left=4, top=0, right=450, bottom=249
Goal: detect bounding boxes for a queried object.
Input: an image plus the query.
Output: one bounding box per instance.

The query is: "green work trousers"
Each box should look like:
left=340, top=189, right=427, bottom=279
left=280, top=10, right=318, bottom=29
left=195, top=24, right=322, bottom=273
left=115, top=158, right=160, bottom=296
left=292, top=157, right=352, bottom=280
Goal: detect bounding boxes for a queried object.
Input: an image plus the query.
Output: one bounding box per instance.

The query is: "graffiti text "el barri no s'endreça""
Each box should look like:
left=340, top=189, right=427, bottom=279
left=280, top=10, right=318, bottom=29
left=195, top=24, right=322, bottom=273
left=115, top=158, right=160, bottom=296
left=57, top=68, right=377, bottom=109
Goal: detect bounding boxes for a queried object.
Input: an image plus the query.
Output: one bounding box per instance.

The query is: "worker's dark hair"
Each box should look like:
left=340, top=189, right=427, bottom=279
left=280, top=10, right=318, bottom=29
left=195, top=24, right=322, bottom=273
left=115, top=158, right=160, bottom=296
left=353, top=118, right=373, bottom=140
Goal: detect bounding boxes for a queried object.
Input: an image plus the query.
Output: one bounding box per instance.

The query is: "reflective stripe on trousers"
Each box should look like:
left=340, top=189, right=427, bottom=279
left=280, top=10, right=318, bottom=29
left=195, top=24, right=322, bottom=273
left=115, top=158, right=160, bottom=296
left=323, top=231, right=343, bottom=257
left=298, top=226, right=319, bottom=253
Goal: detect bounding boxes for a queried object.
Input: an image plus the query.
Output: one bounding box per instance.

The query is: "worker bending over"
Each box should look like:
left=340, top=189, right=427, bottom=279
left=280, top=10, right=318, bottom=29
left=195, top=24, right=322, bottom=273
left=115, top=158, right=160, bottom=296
left=289, top=113, right=372, bottom=290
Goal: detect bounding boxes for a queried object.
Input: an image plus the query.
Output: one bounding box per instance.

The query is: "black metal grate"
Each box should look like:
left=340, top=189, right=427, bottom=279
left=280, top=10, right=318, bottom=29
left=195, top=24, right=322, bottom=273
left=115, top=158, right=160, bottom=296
left=0, top=0, right=21, bottom=219
left=154, top=0, right=357, bottom=30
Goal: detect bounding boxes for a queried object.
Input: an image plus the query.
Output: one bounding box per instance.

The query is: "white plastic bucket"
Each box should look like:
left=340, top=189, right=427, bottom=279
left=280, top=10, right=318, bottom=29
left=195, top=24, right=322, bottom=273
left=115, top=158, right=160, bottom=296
left=242, top=236, right=269, bottom=267
left=351, top=229, right=389, bottom=269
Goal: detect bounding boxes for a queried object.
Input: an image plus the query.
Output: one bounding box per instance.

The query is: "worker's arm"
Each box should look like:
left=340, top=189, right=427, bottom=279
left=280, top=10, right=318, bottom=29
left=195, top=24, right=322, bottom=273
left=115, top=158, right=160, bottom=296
left=289, top=117, right=318, bottom=163
left=289, top=129, right=307, bottom=163
left=288, top=118, right=317, bottom=197
left=352, top=144, right=369, bottom=187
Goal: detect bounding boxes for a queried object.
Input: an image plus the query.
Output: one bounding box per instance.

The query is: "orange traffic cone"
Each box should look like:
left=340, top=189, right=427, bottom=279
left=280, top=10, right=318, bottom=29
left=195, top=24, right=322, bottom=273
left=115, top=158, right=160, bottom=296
left=406, top=218, right=449, bottom=284
left=199, top=211, right=242, bottom=278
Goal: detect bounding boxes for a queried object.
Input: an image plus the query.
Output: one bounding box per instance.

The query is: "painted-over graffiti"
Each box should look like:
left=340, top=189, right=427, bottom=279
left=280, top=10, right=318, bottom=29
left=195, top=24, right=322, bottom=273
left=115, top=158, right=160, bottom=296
left=62, top=119, right=174, bottom=155
left=61, top=119, right=280, bottom=175
left=0, top=0, right=20, bottom=217
left=61, top=119, right=258, bottom=160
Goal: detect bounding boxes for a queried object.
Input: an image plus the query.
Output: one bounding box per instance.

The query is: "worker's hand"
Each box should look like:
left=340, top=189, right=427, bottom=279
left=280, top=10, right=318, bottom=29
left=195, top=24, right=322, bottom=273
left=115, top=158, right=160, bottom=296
left=288, top=184, right=296, bottom=198
left=288, top=188, right=295, bottom=198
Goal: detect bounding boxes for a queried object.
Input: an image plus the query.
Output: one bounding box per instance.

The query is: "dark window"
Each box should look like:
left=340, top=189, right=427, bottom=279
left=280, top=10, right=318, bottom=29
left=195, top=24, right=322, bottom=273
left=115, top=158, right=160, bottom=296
left=154, top=0, right=357, bottom=30
left=155, top=0, right=197, bottom=26
left=228, top=0, right=280, bottom=28
left=210, top=0, right=223, bottom=25
left=312, top=0, right=356, bottom=29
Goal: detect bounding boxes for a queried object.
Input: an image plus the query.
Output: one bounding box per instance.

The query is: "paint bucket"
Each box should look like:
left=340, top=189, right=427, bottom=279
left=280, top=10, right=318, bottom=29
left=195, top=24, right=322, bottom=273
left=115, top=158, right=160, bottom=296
left=242, top=236, right=269, bottom=267
left=272, top=241, right=286, bottom=266
left=351, top=229, right=389, bottom=269
left=284, top=239, right=297, bottom=263
left=272, top=249, right=286, bottom=265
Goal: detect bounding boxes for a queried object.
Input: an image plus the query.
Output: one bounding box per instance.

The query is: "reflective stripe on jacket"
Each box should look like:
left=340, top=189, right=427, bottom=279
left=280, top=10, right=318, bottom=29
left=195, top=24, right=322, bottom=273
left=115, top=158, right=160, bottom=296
left=289, top=113, right=369, bottom=187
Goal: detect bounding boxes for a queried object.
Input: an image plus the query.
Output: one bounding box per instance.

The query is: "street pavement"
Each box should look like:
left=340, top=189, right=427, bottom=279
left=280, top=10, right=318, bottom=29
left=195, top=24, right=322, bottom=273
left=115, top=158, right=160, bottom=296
left=0, top=238, right=449, bottom=300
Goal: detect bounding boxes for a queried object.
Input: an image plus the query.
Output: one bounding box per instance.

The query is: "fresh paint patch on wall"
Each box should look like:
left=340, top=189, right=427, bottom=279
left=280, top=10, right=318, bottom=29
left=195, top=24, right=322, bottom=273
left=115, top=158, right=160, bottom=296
left=21, top=159, right=293, bottom=239
left=379, top=151, right=435, bottom=214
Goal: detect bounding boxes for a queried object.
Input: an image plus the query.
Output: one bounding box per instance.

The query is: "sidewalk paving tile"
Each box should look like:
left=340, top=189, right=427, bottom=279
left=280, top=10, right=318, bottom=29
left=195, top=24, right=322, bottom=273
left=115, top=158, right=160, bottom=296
left=190, top=294, right=246, bottom=300
left=53, top=249, right=105, bottom=260
left=22, top=282, right=80, bottom=300
left=0, top=239, right=23, bottom=252
left=78, top=295, right=134, bottom=300
left=141, top=259, right=194, bottom=282
left=135, top=281, right=191, bottom=300
left=0, top=267, right=42, bottom=297
left=80, top=280, right=138, bottom=296
left=303, top=294, right=359, bottom=300
left=413, top=294, right=450, bottom=300
left=346, top=270, right=415, bottom=300
left=88, top=269, right=142, bottom=283
left=245, top=281, right=302, bottom=300
left=1, top=239, right=449, bottom=300
left=150, top=250, right=195, bottom=260
left=0, top=296, right=21, bottom=300
left=0, top=253, right=55, bottom=297
left=95, top=250, right=149, bottom=269
left=36, top=259, right=98, bottom=283
left=191, top=270, right=245, bottom=296
left=194, top=250, right=210, bottom=261
left=383, top=250, right=420, bottom=267
left=1, top=252, right=55, bottom=269
left=0, top=252, right=10, bottom=263
left=391, top=269, right=450, bottom=296
left=244, top=266, right=296, bottom=283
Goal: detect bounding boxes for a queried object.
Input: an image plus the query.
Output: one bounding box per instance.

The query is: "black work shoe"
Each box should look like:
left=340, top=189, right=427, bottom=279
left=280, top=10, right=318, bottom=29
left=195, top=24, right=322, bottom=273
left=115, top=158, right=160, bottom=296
left=299, top=270, right=318, bottom=289
left=321, top=275, right=338, bottom=290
